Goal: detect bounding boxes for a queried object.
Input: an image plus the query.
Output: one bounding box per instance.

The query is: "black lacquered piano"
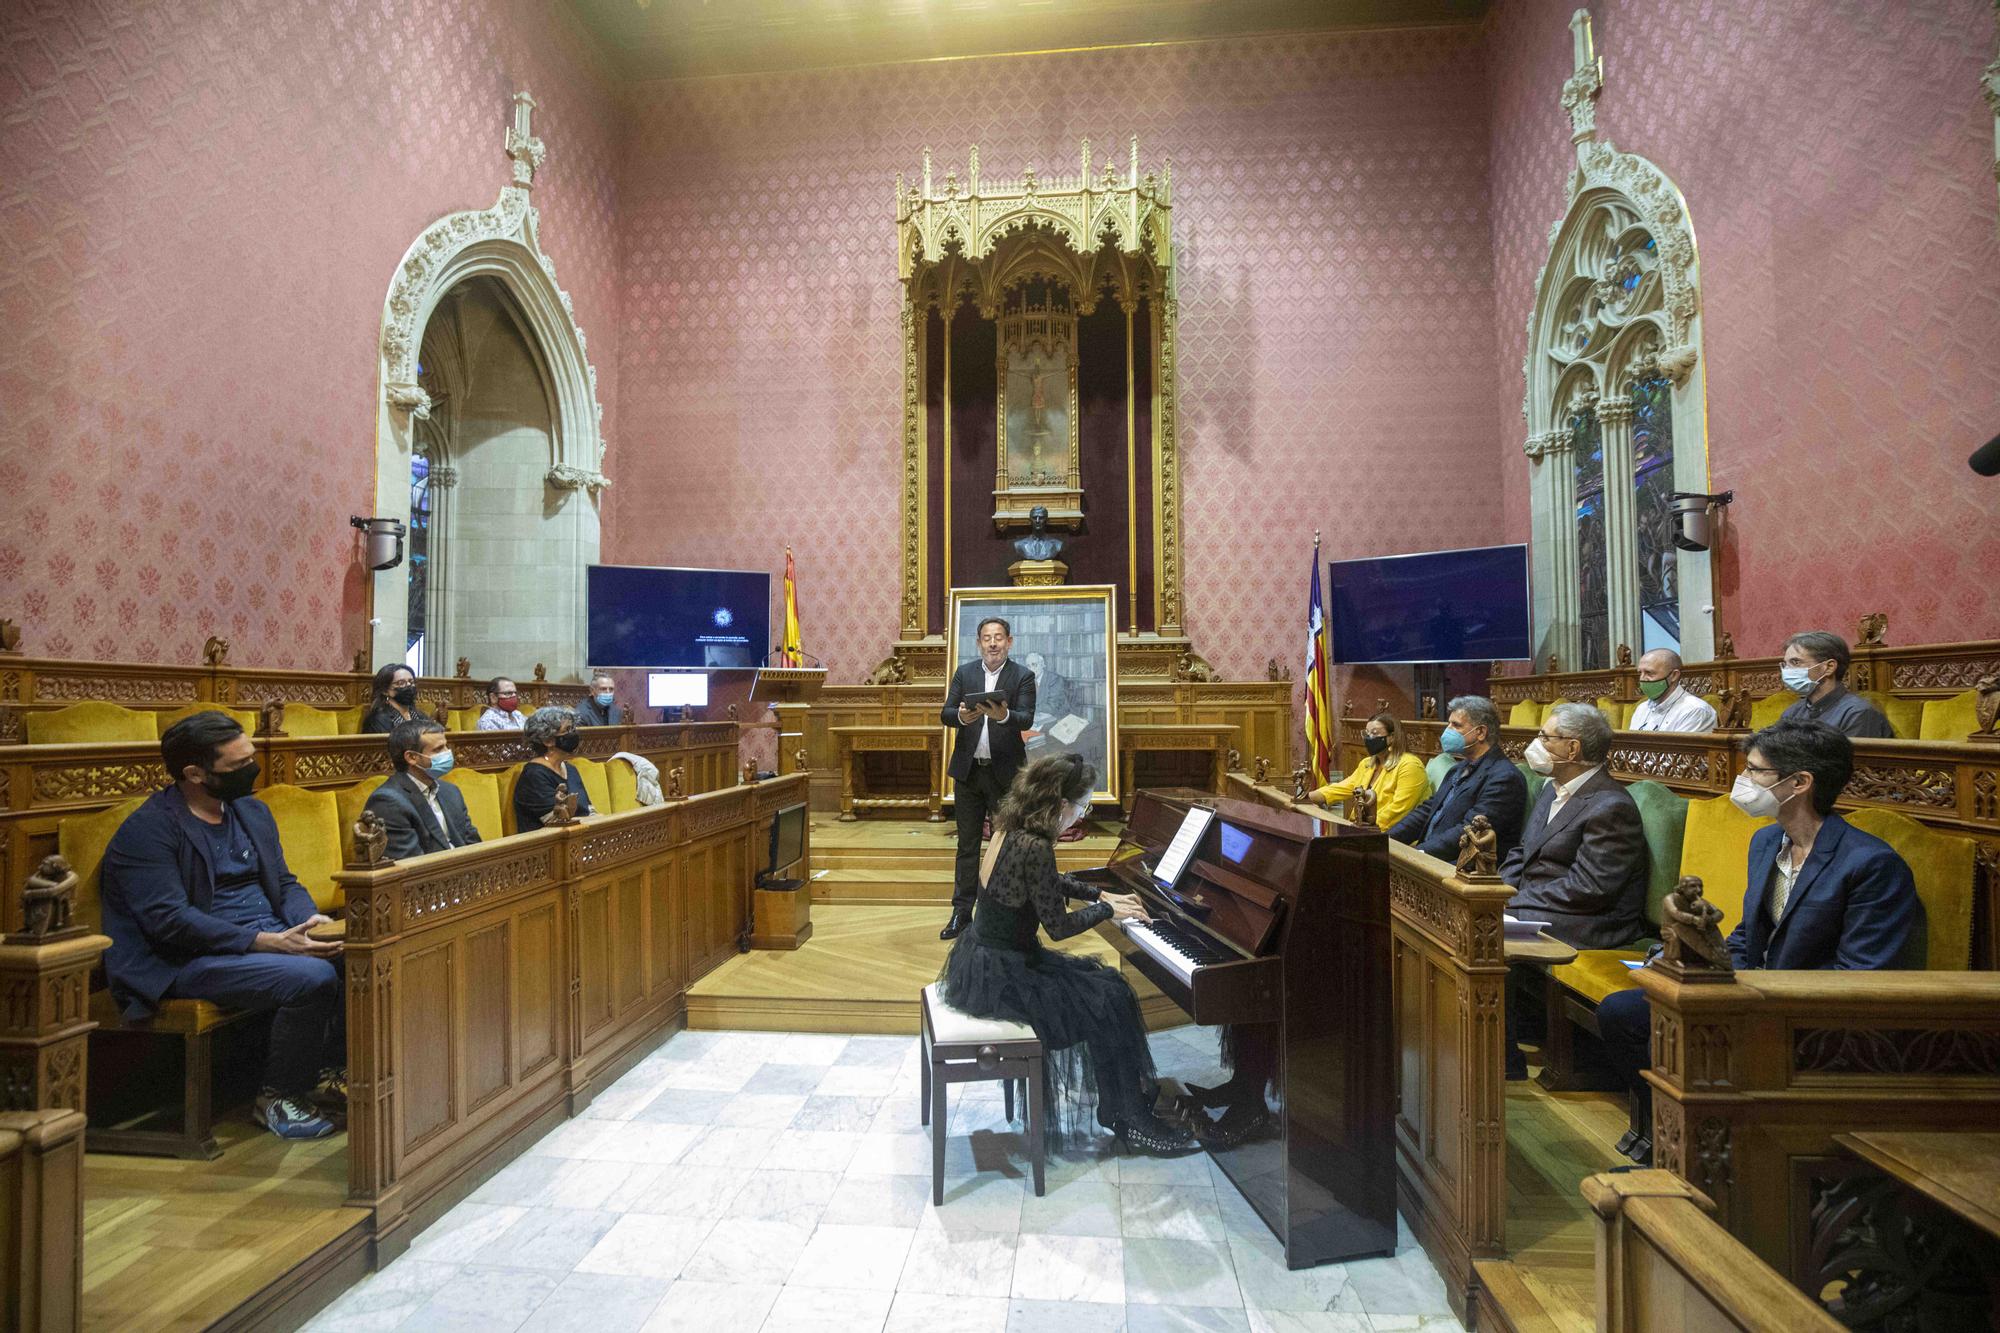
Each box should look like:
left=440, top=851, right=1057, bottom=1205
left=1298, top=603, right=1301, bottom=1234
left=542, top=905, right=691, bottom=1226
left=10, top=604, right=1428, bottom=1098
left=1075, top=788, right=1396, bottom=1269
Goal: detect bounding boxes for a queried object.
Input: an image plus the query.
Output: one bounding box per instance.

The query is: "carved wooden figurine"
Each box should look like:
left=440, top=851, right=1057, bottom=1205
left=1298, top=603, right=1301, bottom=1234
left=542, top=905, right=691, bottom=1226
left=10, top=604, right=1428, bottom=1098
left=867, top=656, right=909, bottom=685
left=455, top=656, right=472, bottom=679
left=1420, top=696, right=1437, bottom=720
left=202, top=635, right=230, bottom=667
left=1857, top=612, right=1887, bottom=648
left=667, top=765, right=687, bottom=801
left=742, top=759, right=760, bottom=786
left=1351, top=786, right=1378, bottom=829
left=1659, top=876, right=1732, bottom=973
left=532, top=663, right=548, bottom=683
left=351, top=810, right=391, bottom=868
left=1253, top=757, right=1271, bottom=785
left=257, top=698, right=287, bottom=739
left=1174, top=651, right=1218, bottom=683
left=1342, top=695, right=1356, bottom=720
left=1546, top=653, right=1561, bottom=674
left=1455, top=815, right=1499, bottom=879
left=1290, top=765, right=1309, bottom=804
left=541, top=782, right=578, bottom=828
left=0, top=617, right=21, bottom=654
left=351, top=649, right=368, bottom=674
left=727, top=704, right=739, bottom=720
left=1265, top=657, right=1291, bottom=682
left=794, top=748, right=809, bottom=773
left=1716, top=686, right=1750, bottom=730
left=1616, top=643, right=1634, bottom=667
left=1226, top=747, right=1242, bottom=773
left=1972, top=673, right=2000, bottom=740
left=1715, top=631, right=1736, bottom=660
left=15, top=854, right=80, bottom=941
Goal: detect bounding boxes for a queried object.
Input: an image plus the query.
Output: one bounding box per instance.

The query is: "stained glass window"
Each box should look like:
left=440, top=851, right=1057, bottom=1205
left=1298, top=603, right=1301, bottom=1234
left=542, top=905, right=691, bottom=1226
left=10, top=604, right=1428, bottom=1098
left=407, top=453, right=430, bottom=663
left=1572, top=408, right=1609, bottom=671
left=1630, top=375, right=1678, bottom=651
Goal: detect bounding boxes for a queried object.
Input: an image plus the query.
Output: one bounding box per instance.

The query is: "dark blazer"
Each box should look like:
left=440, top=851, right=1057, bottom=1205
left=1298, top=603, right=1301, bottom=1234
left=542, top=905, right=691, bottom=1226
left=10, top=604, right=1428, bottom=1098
left=1387, top=746, right=1529, bottom=864
left=940, top=658, right=1037, bottom=783
left=1724, top=814, right=1921, bottom=970
left=573, top=697, right=622, bottom=727
left=363, top=771, right=481, bottom=859
left=1498, top=767, right=1649, bottom=949
left=513, top=760, right=595, bottom=833
left=360, top=701, right=434, bottom=735
left=99, top=787, right=320, bottom=1019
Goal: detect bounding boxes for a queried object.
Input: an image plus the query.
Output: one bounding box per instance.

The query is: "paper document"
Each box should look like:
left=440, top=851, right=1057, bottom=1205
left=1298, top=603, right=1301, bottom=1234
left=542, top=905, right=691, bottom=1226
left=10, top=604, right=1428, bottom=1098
left=1048, top=713, right=1089, bottom=744
left=1502, top=914, right=1552, bottom=938
left=1153, top=806, right=1217, bottom=892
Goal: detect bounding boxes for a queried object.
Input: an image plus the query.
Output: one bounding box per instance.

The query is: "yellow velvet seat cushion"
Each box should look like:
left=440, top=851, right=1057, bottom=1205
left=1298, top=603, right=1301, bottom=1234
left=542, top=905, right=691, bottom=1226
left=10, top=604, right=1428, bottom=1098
left=569, top=756, right=612, bottom=815
left=1507, top=699, right=1544, bottom=728
left=498, top=763, right=526, bottom=836
left=1546, top=950, right=1648, bottom=1006
left=1594, top=696, right=1632, bottom=729
left=1919, top=690, right=1980, bottom=741
left=257, top=783, right=344, bottom=911
left=333, top=706, right=368, bottom=735
left=448, top=707, right=480, bottom=732
left=1749, top=692, right=1793, bottom=730
left=444, top=767, right=505, bottom=842
left=1844, top=808, right=1974, bottom=969
left=335, top=775, right=388, bottom=842
left=26, top=701, right=160, bottom=744
left=1855, top=691, right=1920, bottom=740
left=607, top=757, right=642, bottom=813
left=58, top=796, right=149, bottom=931
left=155, top=704, right=259, bottom=734
left=280, top=704, right=344, bottom=738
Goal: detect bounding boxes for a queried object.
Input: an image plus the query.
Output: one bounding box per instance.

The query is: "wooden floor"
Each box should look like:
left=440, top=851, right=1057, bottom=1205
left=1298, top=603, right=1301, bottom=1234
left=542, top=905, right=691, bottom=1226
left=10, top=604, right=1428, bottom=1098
left=82, top=1119, right=363, bottom=1332
left=1501, top=1077, right=1631, bottom=1330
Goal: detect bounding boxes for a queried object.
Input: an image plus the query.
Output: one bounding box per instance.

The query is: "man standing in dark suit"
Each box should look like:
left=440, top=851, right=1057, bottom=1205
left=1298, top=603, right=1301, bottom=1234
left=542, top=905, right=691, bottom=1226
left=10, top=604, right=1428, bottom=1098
left=938, top=616, right=1037, bottom=940
left=1596, top=720, right=1920, bottom=1161
left=1388, top=695, right=1528, bottom=864
left=363, top=718, right=483, bottom=859
left=1500, top=701, right=1649, bottom=1078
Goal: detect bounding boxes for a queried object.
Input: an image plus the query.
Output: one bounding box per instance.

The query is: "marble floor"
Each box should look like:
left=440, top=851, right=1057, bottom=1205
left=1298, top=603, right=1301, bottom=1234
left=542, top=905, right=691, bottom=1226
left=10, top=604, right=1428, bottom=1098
left=305, top=1026, right=1463, bottom=1333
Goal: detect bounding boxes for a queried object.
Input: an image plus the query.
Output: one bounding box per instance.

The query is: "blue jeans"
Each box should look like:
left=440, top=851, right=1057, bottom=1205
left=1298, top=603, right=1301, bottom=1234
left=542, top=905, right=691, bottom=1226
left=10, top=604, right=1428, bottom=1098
left=169, top=953, right=343, bottom=1098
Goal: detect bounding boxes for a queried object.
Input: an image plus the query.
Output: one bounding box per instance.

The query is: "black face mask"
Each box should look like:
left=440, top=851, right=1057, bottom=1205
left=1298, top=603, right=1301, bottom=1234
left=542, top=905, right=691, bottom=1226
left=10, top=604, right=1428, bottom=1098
left=555, top=732, right=582, bottom=754
left=201, top=761, right=260, bottom=802
left=391, top=684, right=418, bottom=705
left=1363, top=734, right=1390, bottom=756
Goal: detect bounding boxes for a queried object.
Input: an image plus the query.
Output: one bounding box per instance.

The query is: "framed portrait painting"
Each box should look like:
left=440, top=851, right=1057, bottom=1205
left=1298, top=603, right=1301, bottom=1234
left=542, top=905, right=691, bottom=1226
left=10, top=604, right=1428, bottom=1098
left=945, top=584, right=1119, bottom=805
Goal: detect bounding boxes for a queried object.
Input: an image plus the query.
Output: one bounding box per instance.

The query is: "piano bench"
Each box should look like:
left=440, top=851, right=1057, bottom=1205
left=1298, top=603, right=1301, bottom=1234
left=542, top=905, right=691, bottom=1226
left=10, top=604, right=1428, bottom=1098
left=919, top=982, right=1046, bottom=1205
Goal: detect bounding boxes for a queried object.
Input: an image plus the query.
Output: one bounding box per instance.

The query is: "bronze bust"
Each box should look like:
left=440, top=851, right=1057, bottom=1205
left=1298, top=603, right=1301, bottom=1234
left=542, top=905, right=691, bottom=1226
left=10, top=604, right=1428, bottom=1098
left=1013, top=505, right=1066, bottom=563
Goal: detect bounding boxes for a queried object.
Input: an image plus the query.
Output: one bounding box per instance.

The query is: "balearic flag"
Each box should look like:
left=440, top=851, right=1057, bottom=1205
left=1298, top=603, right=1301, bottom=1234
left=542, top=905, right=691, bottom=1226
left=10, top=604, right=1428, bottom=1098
left=780, top=546, right=804, bottom=667
left=1304, top=531, right=1335, bottom=785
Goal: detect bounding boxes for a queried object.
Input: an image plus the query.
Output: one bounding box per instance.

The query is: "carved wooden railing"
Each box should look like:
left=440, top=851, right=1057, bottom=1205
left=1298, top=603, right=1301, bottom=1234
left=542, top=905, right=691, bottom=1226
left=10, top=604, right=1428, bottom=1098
left=334, top=775, right=804, bottom=1260
left=1634, top=966, right=2000, bottom=1297
left=0, top=652, right=594, bottom=742
left=0, top=722, right=741, bottom=932
left=0, top=1107, right=86, bottom=1333
left=1333, top=720, right=2000, bottom=966
left=1485, top=633, right=1999, bottom=716
left=1225, top=774, right=1508, bottom=1324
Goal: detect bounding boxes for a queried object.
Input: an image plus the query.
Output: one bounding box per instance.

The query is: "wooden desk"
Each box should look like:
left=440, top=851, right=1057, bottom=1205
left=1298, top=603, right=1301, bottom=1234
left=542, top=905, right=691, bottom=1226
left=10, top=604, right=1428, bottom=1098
left=1835, top=1131, right=2000, bottom=1240
left=1115, top=724, right=1235, bottom=811
left=832, top=725, right=944, bottom=821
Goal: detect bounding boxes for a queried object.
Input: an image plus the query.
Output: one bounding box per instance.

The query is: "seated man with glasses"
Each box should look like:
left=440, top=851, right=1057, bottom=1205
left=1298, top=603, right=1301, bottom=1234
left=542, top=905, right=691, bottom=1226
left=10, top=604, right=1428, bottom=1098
left=1594, top=719, right=1919, bottom=1161
left=1776, top=630, right=1892, bottom=738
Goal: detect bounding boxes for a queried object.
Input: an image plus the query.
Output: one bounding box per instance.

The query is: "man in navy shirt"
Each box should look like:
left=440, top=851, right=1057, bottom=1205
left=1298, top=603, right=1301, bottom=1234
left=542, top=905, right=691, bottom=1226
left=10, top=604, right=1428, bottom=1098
left=101, top=712, right=345, bottom=1139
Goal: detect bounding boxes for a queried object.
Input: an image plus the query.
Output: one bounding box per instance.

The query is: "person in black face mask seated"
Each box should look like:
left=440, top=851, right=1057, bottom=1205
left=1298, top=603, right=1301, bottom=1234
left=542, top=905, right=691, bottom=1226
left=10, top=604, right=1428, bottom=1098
left=360, top=663, right=435, bottom=735
left=513, top=705, right=596, bottom=833
left=99, top=711, right=346, bottom=1140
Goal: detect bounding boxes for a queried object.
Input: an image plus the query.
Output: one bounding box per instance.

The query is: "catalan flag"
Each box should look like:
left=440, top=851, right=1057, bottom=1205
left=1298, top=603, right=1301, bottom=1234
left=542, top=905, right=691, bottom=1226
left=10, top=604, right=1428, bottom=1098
left=1304, top=531, right=1335, bottom=784
left=779, top=546, right=804, bottom=666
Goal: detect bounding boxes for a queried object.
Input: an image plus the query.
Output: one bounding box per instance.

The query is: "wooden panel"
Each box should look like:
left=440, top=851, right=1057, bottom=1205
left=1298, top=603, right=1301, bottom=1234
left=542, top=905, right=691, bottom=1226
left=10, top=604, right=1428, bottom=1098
left=576, top=882, right=615, bottom=1039
left=1428, top=965, right=1463, bottom=1190
left=650, top=864, right=683, bottom=997
left=615, top=870, right=646, bottom=1017
left=398, top=943, right=455, bottom=1151
left=516, top=904, right=561, bottom=1078
left=463, top=923, right=512, bottom=1113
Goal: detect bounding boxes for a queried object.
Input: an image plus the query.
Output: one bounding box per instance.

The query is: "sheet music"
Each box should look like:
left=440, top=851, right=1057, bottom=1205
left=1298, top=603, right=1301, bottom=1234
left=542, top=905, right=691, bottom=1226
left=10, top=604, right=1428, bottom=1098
left=1153, top=806, right=1215, bottom=892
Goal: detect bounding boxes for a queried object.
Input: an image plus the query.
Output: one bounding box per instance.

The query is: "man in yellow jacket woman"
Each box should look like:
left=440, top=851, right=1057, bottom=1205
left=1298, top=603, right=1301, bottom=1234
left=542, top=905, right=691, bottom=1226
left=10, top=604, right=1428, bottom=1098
left=1308, top=710, right=1429, bottom=828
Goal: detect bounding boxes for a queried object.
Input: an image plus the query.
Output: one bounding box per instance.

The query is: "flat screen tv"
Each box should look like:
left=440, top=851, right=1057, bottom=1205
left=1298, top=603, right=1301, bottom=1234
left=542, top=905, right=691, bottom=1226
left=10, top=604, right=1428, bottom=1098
left=1326, top=544, right=1531, bottom=664
left=588, top=565, right=770, bottom=669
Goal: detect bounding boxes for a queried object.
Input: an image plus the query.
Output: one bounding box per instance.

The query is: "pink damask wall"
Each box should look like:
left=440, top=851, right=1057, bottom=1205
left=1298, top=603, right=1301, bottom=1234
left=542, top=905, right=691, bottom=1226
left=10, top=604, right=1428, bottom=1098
left=606, top=27, right=1509, bottom=684
left=0, top=0, right=622, bottom=668
left=1486, top=0, right=2000, bottom=653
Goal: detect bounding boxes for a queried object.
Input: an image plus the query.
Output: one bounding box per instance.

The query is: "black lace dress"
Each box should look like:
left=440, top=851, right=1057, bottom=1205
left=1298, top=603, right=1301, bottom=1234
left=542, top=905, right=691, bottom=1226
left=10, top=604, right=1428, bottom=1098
left=937, top=830, right=1158, bottom=1140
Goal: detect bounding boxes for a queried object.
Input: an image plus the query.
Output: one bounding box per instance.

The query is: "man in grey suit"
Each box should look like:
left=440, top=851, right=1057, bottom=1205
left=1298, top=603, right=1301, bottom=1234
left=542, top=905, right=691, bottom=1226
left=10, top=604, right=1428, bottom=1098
left=362, top=718, right=483, bottom=860
left=1499, top=701, right=1648, bottom=1077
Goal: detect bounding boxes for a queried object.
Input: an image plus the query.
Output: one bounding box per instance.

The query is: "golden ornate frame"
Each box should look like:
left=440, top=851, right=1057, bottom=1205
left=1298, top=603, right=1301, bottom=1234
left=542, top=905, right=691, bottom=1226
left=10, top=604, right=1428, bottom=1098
left=896, top=138, right=1183, bottom=641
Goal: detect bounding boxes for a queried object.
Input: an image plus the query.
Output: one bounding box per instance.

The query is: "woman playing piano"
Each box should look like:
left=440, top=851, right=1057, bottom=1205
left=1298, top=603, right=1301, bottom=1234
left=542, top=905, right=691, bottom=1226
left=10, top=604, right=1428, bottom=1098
left=937, top=753, right=1201, bottom=1155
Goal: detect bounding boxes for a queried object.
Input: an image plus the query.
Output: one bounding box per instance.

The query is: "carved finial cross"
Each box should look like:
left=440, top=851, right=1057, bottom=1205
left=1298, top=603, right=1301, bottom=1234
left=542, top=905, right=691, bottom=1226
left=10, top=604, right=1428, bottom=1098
left=1561, top=9, right=1603, bottom=144
left=507, top=90, right=545, bottom=188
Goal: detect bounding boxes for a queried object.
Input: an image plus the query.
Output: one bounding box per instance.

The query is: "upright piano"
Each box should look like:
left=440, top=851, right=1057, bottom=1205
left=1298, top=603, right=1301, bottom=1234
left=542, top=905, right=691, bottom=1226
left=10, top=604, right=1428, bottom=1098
left=1078, top=788, right=1395, bottom=1269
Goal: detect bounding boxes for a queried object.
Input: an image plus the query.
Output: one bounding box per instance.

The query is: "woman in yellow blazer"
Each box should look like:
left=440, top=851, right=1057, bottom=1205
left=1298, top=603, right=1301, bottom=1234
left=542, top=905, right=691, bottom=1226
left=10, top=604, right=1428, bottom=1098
left=1310, top=710, right=1428, bottom=828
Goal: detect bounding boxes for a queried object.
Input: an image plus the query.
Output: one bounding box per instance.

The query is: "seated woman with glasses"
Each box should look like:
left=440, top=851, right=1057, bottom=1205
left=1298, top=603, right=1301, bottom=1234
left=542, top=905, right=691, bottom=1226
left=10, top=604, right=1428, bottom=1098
left=1308, top=710, right=1430, bottom=829
left=513, top=706, right=596, bottom=833
left=936, top=753, right=1198, bottom=1155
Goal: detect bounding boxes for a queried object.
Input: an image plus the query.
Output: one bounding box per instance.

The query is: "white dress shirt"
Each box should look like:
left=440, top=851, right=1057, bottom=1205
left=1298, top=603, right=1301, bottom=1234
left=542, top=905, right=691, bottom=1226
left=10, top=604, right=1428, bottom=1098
left=1767, top=834, right=1806, bottom=925
left=1546, top=764, right=1603, bottom=823
left=477, top=706, right=525, bottom=731
left=1628, top=685, right=1717, bottom=733
left=411, top=772, right=450, bottom=840
left=973, top=663, right=1003, bottom=759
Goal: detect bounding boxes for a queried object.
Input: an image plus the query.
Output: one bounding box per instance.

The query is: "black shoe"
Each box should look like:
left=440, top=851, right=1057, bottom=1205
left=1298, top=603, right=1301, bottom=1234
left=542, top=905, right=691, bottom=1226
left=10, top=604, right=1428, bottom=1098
left=1112, top=1114, right=1201, bottom=1157
left=1626, top=1135, right=1653, bottom=1167
left=940, top=910, right=971, bottom=941
left=1504, top=1054, right=1530, bottom=1082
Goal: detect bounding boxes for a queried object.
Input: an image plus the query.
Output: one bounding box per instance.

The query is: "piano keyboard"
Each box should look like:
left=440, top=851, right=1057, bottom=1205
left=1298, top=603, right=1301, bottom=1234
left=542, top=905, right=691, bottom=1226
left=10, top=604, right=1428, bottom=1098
left=1120, top=918, right=1235, bottom=985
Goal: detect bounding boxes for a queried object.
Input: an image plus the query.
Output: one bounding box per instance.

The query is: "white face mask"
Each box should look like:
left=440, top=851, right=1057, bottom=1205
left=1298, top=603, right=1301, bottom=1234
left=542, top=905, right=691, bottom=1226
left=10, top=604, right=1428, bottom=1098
left=1525, top=736, right=1556, bottom=775
left=1730, top=772, right=1795, bottom=820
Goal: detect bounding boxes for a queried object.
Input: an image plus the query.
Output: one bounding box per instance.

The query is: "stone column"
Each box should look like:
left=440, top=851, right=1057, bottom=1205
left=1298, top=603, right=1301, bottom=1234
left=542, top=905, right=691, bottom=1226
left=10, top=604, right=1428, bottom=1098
left=427, top=463, right=458, bottom=676
left=1525, top=426, right=1576, bottom=669
left=1596, top=395, right=1641, bottom=660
